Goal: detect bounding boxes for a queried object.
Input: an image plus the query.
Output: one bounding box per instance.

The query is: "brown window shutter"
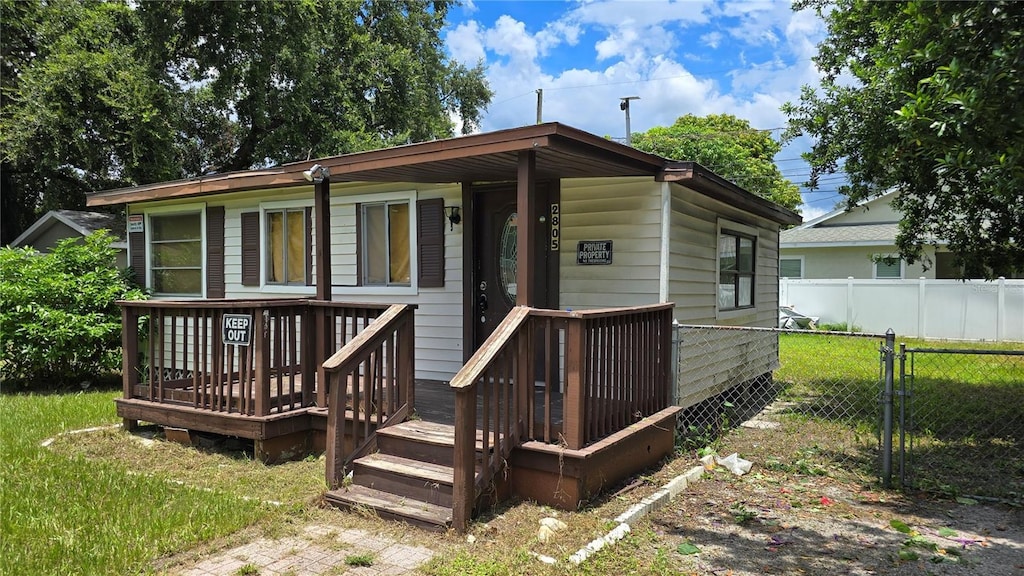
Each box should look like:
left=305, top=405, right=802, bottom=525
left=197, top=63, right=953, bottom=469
left=128, top=222, right=146, bottom=288
left=305, top=206, right=313, bottom=286
left=241, top=211, right=260, bottom=286
left=205, top=206, right=226, bottom=298
left=417, top=198, right=445, bottom=288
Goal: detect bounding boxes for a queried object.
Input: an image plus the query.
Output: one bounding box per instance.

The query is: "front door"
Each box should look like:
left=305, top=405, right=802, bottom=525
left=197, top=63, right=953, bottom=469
left=471, top=184, right=556, bottom=351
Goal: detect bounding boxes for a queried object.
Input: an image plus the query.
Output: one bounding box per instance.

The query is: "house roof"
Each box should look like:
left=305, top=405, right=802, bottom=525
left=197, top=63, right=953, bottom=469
left=11, top=210, right=126, bottom=248
left=86, top=122, right=801, bottom=226
left=781, top=191, right=911, bottom=247
left=780, top=223, right=901, bottom=247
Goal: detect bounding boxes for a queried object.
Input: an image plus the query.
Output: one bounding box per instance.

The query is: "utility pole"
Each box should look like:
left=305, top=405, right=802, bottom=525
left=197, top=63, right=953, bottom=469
left=619, top=96, right=640, bottom=145
left=536, top=89, right=543, bottom=124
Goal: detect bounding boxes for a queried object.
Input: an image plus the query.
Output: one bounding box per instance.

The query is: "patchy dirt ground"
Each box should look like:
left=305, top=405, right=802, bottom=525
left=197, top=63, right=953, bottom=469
left=636, top=415, right=1024, bottom=576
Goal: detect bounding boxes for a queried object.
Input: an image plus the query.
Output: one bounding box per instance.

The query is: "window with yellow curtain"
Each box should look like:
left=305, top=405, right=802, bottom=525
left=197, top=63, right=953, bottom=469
left=362, top=201, right=410, bottom=286
left=266, top=209, right=306, bottom=284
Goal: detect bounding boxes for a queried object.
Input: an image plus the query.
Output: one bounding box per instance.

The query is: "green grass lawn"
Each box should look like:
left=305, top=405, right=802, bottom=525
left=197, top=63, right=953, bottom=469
left=775, top=333, right=1024, bottom=499
left=0, top=389, right=269, bottom=576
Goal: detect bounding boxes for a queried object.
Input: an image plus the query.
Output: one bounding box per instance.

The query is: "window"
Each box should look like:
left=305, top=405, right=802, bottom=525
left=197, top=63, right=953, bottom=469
left=779, top=257, right=803, bottom=279
left=150, top=212, right=202, bottom=295
left=718, top=229, right=755, bottom=310
left=266, top=209, right=306, bottom=284
left=874, top=255, right=903, bottom=279
left=362, top=202, right=411, bottom=286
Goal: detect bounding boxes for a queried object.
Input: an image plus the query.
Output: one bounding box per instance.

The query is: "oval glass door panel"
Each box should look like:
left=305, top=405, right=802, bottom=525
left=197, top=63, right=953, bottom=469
left=498, top=212, right=517, bottom=305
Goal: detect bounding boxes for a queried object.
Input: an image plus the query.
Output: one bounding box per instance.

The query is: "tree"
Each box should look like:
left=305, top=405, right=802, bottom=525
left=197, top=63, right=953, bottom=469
left=631, top=114, right=802, bottom=211
left=0, top=0, right=492, bottom=244
left=0, top=0, right=179, bottom=244
left=0, top=232, right=147, bottom=388
left=783, top=0, right=1024, bottom=278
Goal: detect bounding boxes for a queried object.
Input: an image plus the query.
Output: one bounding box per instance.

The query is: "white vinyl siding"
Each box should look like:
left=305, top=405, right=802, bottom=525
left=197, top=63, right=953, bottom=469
left=666, top=183, right=782, bottom=409
left=559, top=178, right=663, bottom=310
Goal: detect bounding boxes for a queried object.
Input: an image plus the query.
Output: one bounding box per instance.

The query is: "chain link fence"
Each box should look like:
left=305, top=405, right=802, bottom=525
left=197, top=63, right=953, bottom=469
left=673, top=324, right=1024, bottom=502
left=898, top=346, right=1024, bottom=501
left=674, top=325, right=888, bottom=481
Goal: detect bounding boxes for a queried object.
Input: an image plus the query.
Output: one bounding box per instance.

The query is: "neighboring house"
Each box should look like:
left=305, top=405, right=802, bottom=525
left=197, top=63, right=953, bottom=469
left=779, top=191, right=963, bottom=280
left=86, top=123, right=800, bottom=529
left=10, top=209, right=127, bottom=268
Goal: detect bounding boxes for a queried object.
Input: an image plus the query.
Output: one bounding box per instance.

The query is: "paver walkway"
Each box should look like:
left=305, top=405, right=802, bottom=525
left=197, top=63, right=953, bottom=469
left=176, top=525, right=435, bottom=576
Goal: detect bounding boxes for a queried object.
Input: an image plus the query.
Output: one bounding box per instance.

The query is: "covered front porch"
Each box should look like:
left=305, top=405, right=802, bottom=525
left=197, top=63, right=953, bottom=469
left=117, top=298, right=680, bottom=531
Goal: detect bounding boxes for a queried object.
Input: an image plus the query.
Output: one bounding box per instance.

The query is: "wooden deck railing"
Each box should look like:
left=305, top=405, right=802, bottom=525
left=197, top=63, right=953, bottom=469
left=119, top=299, right=390, bottom=418
left=323, top=304, right=417, bottom=487
left=449, top=303, right=674, bottom=531
left=309, top=300, right=392, bottom=406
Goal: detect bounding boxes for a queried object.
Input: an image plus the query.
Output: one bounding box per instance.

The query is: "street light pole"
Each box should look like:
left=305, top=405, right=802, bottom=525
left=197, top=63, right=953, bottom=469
left=619, top=96, right=640, bottom=145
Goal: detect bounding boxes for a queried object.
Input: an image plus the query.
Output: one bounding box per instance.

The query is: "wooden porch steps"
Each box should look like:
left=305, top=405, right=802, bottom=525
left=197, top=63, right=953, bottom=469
left=324, top=419, right=499, bottom=531
left=324, top=484, right=453, bottom=530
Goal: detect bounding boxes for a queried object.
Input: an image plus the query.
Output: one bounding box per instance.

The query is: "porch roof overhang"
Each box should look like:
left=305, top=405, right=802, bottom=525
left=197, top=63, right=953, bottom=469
left=87, top=123, right=665, bottom=206
left=85, top=122, right=801, bottom=227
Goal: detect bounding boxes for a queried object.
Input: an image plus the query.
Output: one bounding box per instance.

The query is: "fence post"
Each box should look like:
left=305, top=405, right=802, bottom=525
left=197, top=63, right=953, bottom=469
left=918, top=277, right=926, bottom=338
left=846, top=276, right=854, bottom=331
left=881, top=328, right=896, bottom=488
left=897, top=342, right=907, bottom=489
left=997, top=276, right=1006, bottom=342
left=670, top=321, right=680, bottom=405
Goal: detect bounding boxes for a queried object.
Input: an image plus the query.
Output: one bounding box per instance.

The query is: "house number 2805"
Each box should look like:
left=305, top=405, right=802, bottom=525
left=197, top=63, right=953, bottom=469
left=550, top=203, right=560, bottom=251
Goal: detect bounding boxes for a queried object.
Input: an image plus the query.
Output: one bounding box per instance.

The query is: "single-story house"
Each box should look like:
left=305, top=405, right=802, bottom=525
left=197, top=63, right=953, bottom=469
left=87, top=122, right=800, bottom=530
left=779, top=191, right=990, bottom=280
left=10, top=209, right=127, bottom=268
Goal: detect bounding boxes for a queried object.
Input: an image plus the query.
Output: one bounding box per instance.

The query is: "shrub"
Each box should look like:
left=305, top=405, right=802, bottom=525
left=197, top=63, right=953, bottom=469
left=0, top=231, right=146, bottom=388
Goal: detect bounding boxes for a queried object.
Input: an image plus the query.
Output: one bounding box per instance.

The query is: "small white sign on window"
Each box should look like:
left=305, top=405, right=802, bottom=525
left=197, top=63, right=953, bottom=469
left=127, top=214, right=144, bottom=233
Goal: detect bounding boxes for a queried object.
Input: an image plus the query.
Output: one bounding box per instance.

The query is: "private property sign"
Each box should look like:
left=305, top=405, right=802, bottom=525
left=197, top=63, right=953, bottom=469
left=222, top=313, right=252, bottom=346
left=576, top=240, right=613, bottom=265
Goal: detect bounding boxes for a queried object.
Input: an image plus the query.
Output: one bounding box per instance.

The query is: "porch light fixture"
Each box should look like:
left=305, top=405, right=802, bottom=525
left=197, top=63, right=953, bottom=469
left=444, top=206, right=461, bottom=230
left=302, top=164, right=330, bottom=183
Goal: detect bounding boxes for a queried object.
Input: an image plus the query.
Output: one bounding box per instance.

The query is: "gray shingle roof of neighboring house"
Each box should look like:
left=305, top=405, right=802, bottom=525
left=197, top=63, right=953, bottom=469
left=11, top=210, right=126, bottom=248
left=780, top=223, right=901, bottom=246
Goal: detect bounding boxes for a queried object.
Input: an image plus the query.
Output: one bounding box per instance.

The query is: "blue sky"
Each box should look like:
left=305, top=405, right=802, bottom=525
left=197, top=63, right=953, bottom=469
left=442, top=0, right=840, bottom=219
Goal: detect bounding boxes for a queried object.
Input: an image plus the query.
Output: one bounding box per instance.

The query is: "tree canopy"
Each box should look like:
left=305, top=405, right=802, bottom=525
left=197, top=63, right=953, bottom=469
left=631, top=114, right=802, bottom=211
left=0, top=0, right=492, bottom=244
left=783, top=0, right=1023, bottom=279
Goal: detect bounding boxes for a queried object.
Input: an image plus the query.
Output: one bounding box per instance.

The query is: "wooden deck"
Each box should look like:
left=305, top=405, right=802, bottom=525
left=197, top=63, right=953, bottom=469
left=116, top=298, right=680, bottom=531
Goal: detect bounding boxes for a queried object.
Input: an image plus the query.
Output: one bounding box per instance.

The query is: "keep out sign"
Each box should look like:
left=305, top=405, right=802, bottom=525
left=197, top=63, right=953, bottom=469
left=222, top=313, right=252, bottom=347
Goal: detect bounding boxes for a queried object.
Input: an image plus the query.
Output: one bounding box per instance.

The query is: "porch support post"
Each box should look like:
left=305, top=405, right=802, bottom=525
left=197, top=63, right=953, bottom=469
left=452, top=388, right=477, bottom=532
left=564, top=315, right=586, bottom=450
left=516, top=151, right=536, bottom=307
left=315, top=176, right=332, bottom=300
left=314, top=176, right=332, bottom=405
left=121, top=305, right=140, bottom=431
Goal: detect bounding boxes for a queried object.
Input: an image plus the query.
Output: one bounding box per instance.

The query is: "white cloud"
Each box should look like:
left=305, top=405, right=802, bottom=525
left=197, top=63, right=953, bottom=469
left=446, top=21, right=486, bottom=64
left=484, top=15, right=542, bottom=63
left=567, top=0, right=714, bottom=28
left=701, top=30, right=723, bottom=49
left=798, top=202, right=830, bottom=221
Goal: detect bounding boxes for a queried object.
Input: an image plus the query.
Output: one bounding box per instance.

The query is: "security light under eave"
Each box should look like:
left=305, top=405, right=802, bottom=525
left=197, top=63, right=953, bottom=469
left=303, top=164, right=330, bottom=183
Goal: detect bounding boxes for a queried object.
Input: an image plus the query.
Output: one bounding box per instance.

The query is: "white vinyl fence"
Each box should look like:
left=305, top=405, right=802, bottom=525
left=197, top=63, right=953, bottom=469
left=780, top=277, right=1024, bottom=342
